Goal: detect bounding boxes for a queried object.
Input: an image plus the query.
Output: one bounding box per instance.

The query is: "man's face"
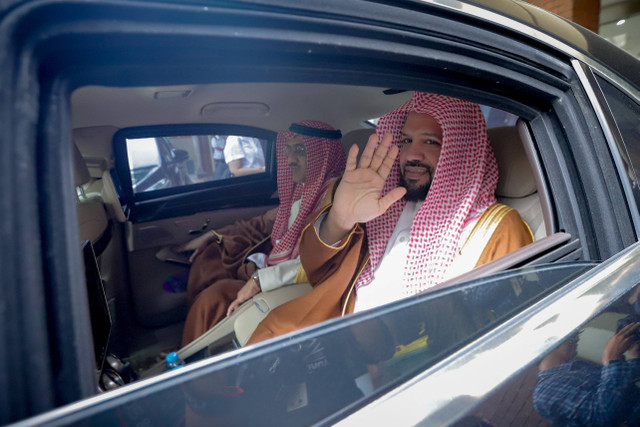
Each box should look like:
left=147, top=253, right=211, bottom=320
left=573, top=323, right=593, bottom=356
left=285, top=135, right=308, bottom=184
left=398, top=111, right=443, bottom=202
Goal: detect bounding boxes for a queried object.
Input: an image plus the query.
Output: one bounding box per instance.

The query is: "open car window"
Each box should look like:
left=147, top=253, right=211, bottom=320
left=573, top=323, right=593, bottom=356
left=37, top=262, right=595, bottom=426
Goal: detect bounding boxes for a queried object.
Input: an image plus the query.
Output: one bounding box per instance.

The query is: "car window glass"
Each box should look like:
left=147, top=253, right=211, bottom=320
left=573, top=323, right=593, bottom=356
left=125, top=134, right=267, bottom=194
left=461, top=282, right=640, bottom=427
left=596, top=76, right=640, bottom=210
left=50, top=263, right=595, bottom=426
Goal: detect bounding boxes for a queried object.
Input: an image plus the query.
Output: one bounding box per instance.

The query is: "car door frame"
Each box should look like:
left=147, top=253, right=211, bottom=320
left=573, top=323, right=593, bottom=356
left=1, top=0, right=639, bottom=423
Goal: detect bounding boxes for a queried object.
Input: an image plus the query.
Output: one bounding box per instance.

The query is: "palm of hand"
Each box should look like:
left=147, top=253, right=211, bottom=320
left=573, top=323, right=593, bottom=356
left=330, top=133, right=406, bottom=229
left=333, top=166, right=390, bottom=225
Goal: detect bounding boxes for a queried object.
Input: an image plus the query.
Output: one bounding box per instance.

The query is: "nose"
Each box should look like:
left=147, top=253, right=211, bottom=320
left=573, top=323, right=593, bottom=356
left=287, top=151, right=298, bottom=163
left=403, top=141, right=424, bottom=162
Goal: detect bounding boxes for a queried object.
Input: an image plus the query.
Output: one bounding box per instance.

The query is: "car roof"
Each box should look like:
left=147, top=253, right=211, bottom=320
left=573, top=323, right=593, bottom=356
left=70, top=0, right=640, bottom=136
left=408, top=0, right=640, bottom=92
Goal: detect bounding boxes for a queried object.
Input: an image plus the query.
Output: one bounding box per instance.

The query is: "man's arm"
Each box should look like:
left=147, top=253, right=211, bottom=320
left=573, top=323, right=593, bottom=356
left=227, top=159, right=266, bottom=177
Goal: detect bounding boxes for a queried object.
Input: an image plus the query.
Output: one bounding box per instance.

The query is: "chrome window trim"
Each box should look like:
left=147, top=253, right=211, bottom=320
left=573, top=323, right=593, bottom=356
left=337, top=242, right=640, bottom=426
left=571, top=59, right=640, bottom=236
left=414, top=0, right=640, bottom=105
left=516, top=119, right=554, bottom=237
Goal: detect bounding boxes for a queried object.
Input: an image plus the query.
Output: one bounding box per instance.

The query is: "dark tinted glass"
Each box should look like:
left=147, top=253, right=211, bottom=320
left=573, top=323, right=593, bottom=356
left=45, top=263, right=595, bottom=426
left=461, top=280, right=640, bottom=427
left=596, top=77, right=640, bottom=213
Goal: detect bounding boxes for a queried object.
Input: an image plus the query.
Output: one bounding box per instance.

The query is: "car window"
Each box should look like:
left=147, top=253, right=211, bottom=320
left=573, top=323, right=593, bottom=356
left=596, top=76, right=640, bottom=210
left=39, top=263, right=595, bottom=426
left=460, top=280, right=640, bottom=427
left=123, top=133, right=268, bottom=195
left=112, top=125, right=277, bottom=222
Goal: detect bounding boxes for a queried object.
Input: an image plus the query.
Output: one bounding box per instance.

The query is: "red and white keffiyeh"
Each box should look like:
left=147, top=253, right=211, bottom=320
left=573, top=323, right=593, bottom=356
left=356, top=92, right=498, bottom=294
left=268, top=120, right=346, bottom=265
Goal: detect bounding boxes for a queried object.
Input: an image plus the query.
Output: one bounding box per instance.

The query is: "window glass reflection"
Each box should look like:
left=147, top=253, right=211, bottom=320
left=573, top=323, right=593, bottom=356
left=597, top=76, right=640, bottom=213
left=465, top=282, right=640, bottom=427
left=57, top=263, right=594, bottom=426
left=126, top=134, right=267, bottom=194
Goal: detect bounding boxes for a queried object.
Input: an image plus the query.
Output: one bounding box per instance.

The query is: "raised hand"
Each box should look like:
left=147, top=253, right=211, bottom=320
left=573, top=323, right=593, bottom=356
left=320, top=133, right=406, bottom=243
left=603, top=322, right=640, bottom=364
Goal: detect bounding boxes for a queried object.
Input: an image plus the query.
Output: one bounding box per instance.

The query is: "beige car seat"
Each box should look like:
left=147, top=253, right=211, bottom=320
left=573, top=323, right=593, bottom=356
left=488, top=126, right=545, bottom=240
left=74, top=141, right=110, bottom=248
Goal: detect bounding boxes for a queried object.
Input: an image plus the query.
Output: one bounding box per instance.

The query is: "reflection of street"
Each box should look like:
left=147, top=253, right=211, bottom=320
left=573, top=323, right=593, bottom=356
left=126, top=133, right=267, bottom=194
left=534, top=286, right=640, bottom=426
left=211, top=135, right=231, bottom=180
left=224, top=135, right=266, bottom=177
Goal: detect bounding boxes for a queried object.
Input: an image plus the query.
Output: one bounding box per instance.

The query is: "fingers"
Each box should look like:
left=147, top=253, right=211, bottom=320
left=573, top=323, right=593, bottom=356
left=618, top=322, right=640, bottom=345
left=358, top=134, right=380, bottom=169
left=227, top=299, right=240, bottom=316
left=345, top=144, right=360, bottom=172
left=377, top=144, right=399, bottom=180
left=358, top=133, right=396, bottom=174
left=620, top=322, right=640, bottom=334
left=369, top=133, right=393, bottom=171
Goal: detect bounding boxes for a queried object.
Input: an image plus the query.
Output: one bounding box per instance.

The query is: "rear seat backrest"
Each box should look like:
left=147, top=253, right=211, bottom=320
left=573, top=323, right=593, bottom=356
left=72, top=126, right=127, bottom=223
left=488, top=126, right=545, bottom=240
left=341, top=128, right=375, bottom=162
left=74, top=142, right=110, bottom=247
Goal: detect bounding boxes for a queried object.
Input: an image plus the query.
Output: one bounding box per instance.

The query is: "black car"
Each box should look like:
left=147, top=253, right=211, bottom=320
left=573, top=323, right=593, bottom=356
left=2, top=0, right=640, bottom=425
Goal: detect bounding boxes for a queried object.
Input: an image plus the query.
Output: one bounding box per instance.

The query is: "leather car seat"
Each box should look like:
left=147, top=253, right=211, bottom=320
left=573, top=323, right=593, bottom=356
left=74, top=141, right=111, bottom=252
left=488, top=126, right=545, bottom=240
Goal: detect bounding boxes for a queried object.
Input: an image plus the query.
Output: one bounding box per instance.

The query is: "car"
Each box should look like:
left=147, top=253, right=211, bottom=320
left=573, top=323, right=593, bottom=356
left=2, top=0, right=640, bottom=425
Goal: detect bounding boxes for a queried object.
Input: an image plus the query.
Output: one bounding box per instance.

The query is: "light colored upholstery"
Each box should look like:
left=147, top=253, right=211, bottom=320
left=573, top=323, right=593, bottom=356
left=73, top=142, right=91, bottom=188
left=74, top=142, right=109, bottom=244
left=341, top=128, right=375, bottom=161
left=488, top=126, right=545, bottom=240
left=100, top=170, right=127, bottom=223
left=72, top=126, right=119, bottom=178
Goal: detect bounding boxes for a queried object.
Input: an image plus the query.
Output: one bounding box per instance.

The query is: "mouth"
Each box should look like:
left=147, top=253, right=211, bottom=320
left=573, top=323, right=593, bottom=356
left=403, top=163, right=431, bottom=181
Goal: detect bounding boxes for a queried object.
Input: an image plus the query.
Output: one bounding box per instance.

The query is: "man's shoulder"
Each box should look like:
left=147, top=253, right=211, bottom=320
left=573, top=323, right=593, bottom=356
left=486, top=203, right=533, bottom=238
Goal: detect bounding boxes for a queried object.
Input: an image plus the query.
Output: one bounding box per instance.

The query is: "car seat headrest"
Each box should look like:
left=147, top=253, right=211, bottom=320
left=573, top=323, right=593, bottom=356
left=73, top=141, right=91, bottom=187
left=488, top=126, right=536, bottom=198
left=341, top=128, right=375, bottom=161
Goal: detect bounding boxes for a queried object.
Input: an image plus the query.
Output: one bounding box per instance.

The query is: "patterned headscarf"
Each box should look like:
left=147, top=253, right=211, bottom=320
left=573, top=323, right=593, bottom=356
left=268, top=120, right=346, bottom=265
left=356, top=92, right=498, bottom=294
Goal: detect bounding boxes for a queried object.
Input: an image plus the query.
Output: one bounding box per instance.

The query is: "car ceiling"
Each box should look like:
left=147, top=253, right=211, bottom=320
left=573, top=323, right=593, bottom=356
left=71, top=82, right=412, bottom=135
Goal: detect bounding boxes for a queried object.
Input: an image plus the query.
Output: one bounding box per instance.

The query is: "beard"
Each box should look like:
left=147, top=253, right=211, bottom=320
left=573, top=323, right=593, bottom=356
left=399, top=162, right=434, bottom=202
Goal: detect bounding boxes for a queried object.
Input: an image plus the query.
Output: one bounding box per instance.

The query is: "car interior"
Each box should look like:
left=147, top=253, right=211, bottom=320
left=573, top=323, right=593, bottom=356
left=7, top=1, right=640, bottom=424
left=70, top=81, right=580, bottom=389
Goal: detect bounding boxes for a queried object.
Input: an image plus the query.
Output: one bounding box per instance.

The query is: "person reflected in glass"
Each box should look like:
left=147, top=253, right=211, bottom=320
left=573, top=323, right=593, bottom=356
left=534, top=322, right=640, bottom=426
left=211, top=135, right=231, bottom=180
left=224, top=135, right=266, bottom=177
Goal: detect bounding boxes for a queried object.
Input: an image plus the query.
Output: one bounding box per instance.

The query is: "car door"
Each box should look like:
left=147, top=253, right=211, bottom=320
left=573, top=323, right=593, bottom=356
left=2, top=0, right=639, bottom=424
left=13, top=261, right=599, bottom=426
